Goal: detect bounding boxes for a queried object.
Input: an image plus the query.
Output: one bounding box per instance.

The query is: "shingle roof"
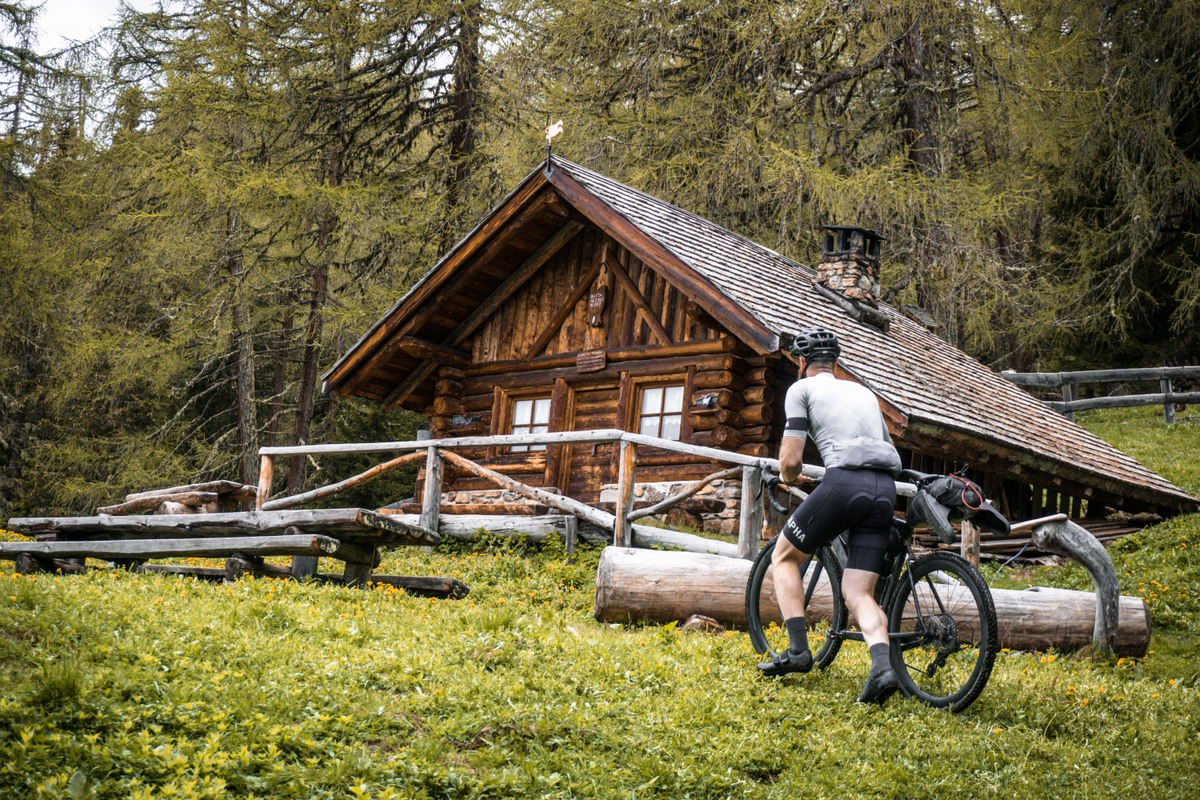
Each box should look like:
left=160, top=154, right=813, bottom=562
left=553, top=157, right=1194, bottom=508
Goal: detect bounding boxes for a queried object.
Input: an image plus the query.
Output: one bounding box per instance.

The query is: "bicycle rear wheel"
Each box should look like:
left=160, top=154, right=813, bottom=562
left=888, top=552, right=998, bottom=712
left=745, top=538, right=847, bottom=669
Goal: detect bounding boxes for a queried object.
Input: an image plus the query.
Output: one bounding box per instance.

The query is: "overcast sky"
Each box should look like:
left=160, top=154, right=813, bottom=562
left=33, top=0, right=159, bottom=50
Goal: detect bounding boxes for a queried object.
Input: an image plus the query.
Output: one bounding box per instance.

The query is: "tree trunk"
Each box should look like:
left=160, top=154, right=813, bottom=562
left=440, top=3, right=480, bottom=253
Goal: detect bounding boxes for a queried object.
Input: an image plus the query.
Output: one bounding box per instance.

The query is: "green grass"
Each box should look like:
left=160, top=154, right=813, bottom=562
left=1075, top=406, right=1200, bottom=495
left=1, top=408, right=1198, bottom=798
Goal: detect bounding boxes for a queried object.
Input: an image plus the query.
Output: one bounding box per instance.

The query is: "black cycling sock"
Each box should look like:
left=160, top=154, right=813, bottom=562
left=785, top=617, right=809, bottom=654
left=868, top=642, right=891, bottom=676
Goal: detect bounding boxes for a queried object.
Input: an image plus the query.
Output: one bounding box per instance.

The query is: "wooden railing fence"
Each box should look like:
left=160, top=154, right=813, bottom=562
left=1000, top=366, right=1200, bottom=423
left=257, top=430, right=919, bottom=560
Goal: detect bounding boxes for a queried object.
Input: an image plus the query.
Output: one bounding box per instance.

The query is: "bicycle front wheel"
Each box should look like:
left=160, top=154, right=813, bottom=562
left=745, top=538, right=847, bottom=669
left=888, top=552, right=998, bottom=713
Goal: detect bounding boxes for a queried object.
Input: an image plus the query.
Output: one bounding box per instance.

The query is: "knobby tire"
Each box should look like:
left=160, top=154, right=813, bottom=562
left=887, top=551, right=998, bottom=713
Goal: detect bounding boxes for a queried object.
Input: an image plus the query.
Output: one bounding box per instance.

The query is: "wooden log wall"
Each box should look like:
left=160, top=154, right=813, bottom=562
left=471, top=234, right=726, bottom=364
left=416, top=230, right=787, bottom=512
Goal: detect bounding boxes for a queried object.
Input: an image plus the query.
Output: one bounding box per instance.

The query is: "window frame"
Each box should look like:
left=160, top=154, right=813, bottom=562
left=508, top=395, right=553, bottom=452
left=634, top=380, right=688, bottom=442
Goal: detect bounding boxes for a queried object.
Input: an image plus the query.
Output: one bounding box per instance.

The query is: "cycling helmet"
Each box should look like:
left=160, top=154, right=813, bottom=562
left=789, top=327, right=841, bottom=361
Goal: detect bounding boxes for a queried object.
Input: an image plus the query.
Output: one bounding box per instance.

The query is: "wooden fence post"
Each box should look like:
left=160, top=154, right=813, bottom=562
left=1061, top=380, right=1076, bottom=422
left=255, top=455, right=274, bottom=511
left=564, top=515, right=578, bottom=554
left=738, top=465, right=764, bottom=560
left=1162, top=378, right=1175, bottom=424
left=421, top=446, right=443, bottom=539
left=961, top=520, right=980, bottom=568
left=615, top=440, right=637, bottom=547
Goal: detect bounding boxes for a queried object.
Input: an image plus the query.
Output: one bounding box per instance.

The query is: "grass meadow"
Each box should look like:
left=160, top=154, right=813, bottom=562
left=1, top=406, right=1198, bottom=799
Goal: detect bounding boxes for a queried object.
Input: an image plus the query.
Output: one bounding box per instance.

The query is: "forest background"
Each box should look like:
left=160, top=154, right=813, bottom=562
left=1, top=0, right=1197, bottom=519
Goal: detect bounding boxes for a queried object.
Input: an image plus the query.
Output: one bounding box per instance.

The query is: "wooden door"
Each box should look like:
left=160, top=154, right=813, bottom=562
left=559, top=383, right=623, bottom=504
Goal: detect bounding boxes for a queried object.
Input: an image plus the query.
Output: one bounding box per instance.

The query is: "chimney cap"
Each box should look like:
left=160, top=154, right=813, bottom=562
left=820, top=224, right=885, bottom=240
left=820, top=225, right=885, bottom=258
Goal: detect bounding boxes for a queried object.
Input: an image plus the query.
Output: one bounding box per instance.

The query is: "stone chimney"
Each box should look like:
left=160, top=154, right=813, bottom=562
left=815, top=225, right=885, bottom=307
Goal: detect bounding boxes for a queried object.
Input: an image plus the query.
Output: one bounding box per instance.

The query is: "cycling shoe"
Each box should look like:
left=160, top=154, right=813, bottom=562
left=757, top=648, right=813, bottom=677
left=857, top=667, right=899, bottom=705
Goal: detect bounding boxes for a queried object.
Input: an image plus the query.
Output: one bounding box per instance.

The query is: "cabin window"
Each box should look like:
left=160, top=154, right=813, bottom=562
left=510, top=397, right=552, bottom=452
left=638, top=385, right=685, bottom=440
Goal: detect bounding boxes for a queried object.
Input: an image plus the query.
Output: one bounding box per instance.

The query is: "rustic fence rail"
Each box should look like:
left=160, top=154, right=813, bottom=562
left=257, top=429, right=919, bottom=560
left=1000, top=366, right=1200, bottom=422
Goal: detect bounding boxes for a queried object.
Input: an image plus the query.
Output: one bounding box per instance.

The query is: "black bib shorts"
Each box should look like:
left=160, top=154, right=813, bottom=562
left=780, top=467, right=897, bottom=574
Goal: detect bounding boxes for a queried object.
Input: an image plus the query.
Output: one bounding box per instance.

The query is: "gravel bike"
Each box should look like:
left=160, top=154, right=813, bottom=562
left=745, top=469, right=1000, bottom=713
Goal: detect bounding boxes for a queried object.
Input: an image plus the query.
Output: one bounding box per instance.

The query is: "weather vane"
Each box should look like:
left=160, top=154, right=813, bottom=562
left=544, top=119, right=563, bottom=175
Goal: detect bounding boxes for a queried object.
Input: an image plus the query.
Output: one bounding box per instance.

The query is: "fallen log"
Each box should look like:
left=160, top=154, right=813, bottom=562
left=384, top=502, right=551, bottom=516
left=124, top=480, right=257, bottom=504
left=5, top=508, right=438, bottom=547
left=1031, top=518, right=1120, bottom=656
left=592, top=547, right=1151, bottom=656
left=98, top=492, right=220, bottom=516
left=379, top=513, right=737, bottom=557
left=381, top=513, right=608, bottom=545
left=0, top=533, right=374, bottom=564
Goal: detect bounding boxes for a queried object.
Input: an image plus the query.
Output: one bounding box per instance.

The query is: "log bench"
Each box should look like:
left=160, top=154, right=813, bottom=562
left=1, top=508, right=458, bottom=592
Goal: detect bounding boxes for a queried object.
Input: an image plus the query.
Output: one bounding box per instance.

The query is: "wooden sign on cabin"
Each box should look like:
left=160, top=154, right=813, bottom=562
left=576, top=350, right=606, bottom=373
left=587, top=287, right=607, bottom=327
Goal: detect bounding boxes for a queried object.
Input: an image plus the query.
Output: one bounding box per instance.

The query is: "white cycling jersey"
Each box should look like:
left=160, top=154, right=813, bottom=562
left=783, top=372, right=901, bottom=472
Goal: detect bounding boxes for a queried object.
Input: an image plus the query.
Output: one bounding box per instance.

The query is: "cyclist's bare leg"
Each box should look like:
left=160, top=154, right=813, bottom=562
left=843, top=567, right=899, bottom=703
left=841, top=568, right=888, bottom=648
left=769, top=533, right=811, bottom=621
left=757, top=534, right=816, bottom=675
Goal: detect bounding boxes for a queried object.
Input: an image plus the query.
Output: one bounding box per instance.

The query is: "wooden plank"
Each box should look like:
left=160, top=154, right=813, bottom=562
left=1001, top=366, right=1200, bottom=386
left=447, top=220, right=584, bottom=347
left=546, top=166, right=778, bottom=354
left=564, top=515, right=578, bottom=554
left=395, top=336, right=471, bottom=368
left=961, top=520, right=980, bottom=568
left=0, top=534, right=371, bottom=563
left=7, top=508, right=439, bottom=546
left=544, top=377, right=570, bottom=489
left=467, top=337, right=738, bottom=379
left=343, top=547, right=377, bottom=588
left=135, top=563, right=470, bottom=597
left=125, top=481, right=256, bottom=503
left=1050, top=391, right=1200, bottom=414
left=382, top=361, right=439, bottom=410
left=521, top=248, right=603, bottom=361
left=382, top=502, right=551, bottom=516
left=98, top=492, right=219, bottom=516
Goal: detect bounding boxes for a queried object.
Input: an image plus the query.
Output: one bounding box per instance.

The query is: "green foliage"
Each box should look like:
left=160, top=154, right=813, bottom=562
left=0, top=530, right=1198, bottom=799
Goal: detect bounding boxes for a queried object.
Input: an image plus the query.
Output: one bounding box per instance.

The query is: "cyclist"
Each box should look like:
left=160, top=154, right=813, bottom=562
left=758, top=327, right=903, bottom=705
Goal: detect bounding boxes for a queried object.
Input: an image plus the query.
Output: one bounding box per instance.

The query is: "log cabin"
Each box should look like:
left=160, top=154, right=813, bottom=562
left=320, top=156, right=1197, bottom=538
